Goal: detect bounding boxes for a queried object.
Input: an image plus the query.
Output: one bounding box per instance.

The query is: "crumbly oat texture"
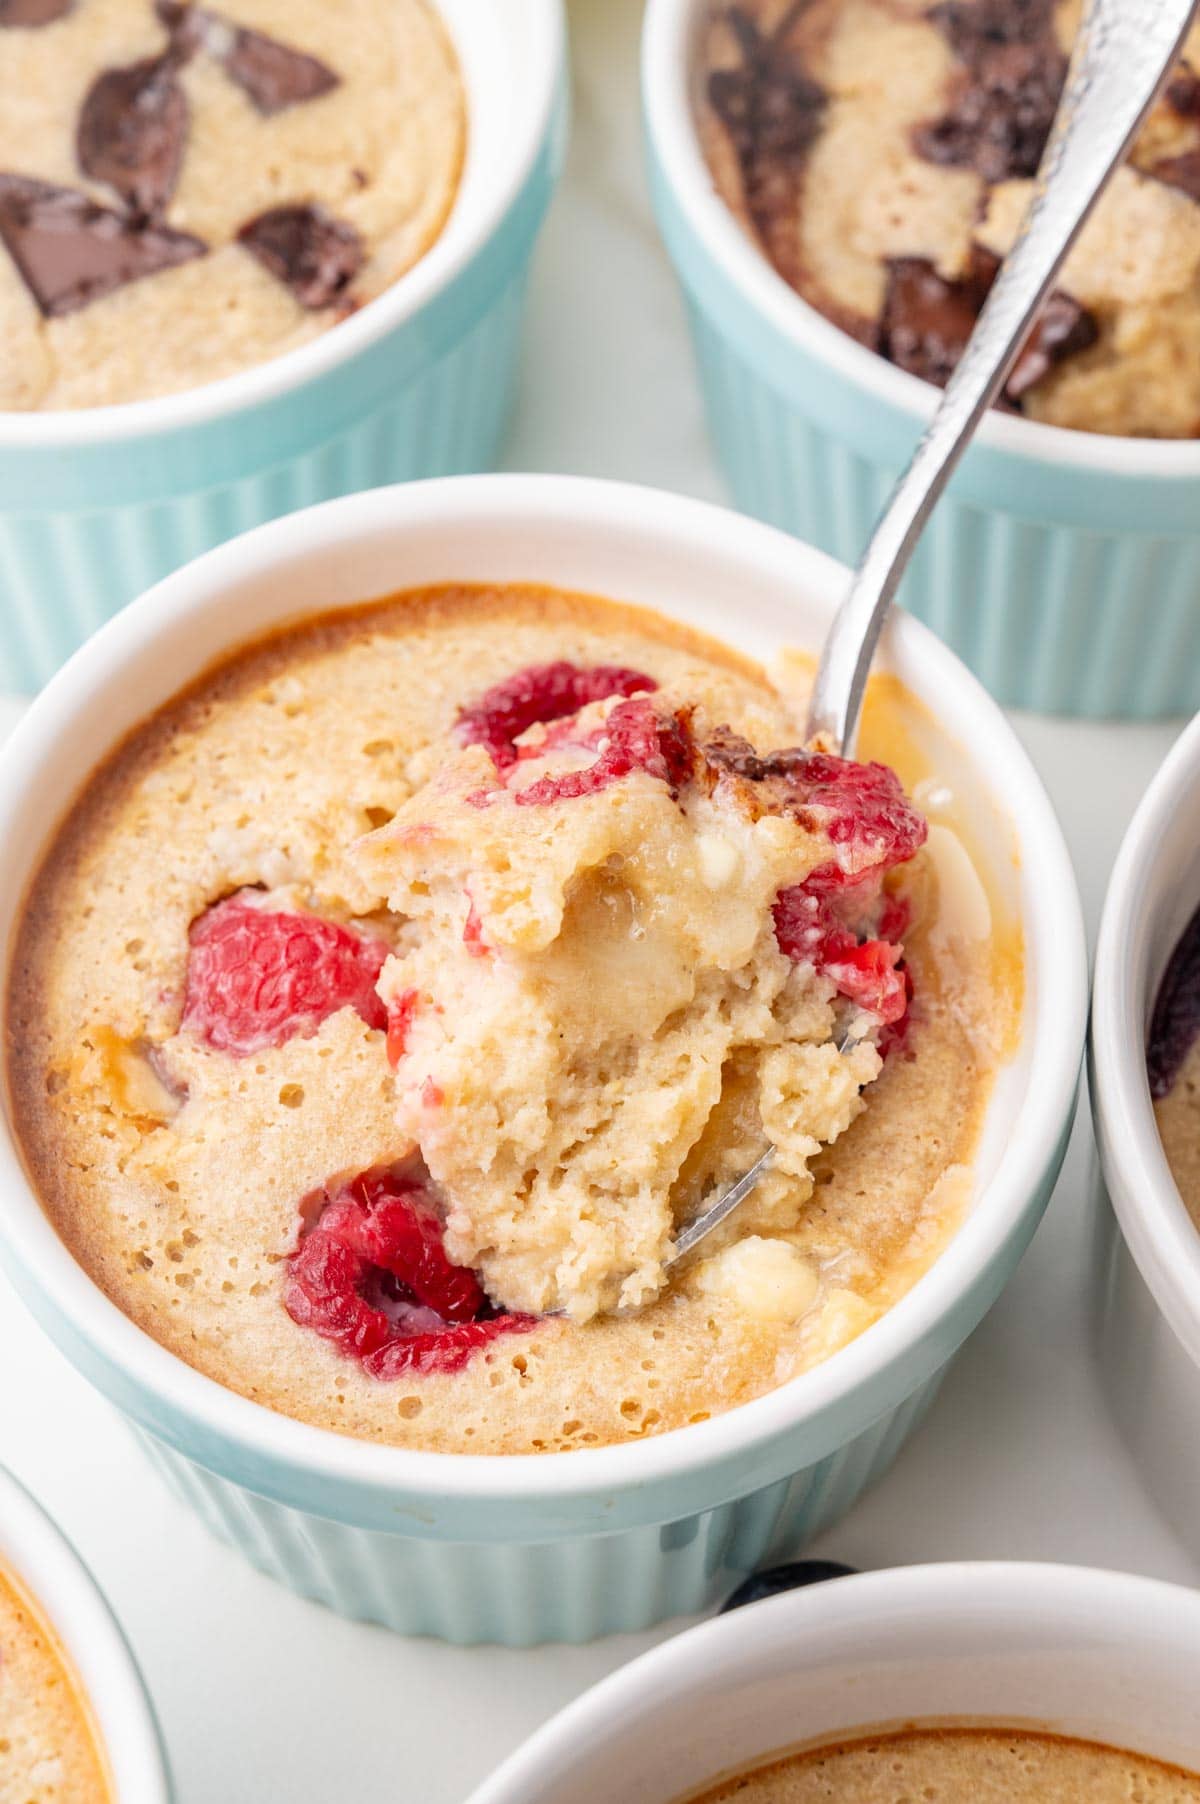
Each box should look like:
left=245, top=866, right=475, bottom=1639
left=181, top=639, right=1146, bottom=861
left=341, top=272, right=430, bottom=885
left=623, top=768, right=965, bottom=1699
left=689, top=1728, right=1200, bottom=1802
left=0, top=0, right=464, bottom=409
left=700, top=0, right=1200, bottom=436
left=0, top=1565, right=110, bottom=1804
left=7, top=585, right=1012, bottom=1455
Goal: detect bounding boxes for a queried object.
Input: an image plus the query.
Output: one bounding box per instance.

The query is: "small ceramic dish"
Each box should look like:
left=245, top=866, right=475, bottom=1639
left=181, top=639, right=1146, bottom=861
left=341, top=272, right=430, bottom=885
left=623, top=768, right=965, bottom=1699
left=0, top=1463, right=171, bottom=1803
left=0, top=475, right=1085, bottom=1644
left=465, top=1562, right=1200, bottom=1802
left=642, top=0, right=1200, bottom=719
left=0, top=0, right=566, bottom=693
left=1091, top=708, right=1200, bottom=1557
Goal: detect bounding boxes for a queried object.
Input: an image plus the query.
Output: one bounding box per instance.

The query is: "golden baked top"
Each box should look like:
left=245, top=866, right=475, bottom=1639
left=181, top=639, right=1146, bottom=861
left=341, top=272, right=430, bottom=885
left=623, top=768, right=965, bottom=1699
left=7, top=584, right=1015, bottom=1454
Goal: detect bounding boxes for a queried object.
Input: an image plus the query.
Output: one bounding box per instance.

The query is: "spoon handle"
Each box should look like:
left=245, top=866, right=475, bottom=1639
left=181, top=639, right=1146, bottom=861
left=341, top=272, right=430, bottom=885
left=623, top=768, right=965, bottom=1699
left=804, top=0, right=1200, bottom=756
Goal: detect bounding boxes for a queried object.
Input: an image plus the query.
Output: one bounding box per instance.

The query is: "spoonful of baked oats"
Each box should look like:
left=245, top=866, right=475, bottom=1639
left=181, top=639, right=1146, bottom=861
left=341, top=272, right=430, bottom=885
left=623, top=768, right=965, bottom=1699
left=351, top=665, right=925, bottom=1322
left=659, top=0, right=1200, bottom=1273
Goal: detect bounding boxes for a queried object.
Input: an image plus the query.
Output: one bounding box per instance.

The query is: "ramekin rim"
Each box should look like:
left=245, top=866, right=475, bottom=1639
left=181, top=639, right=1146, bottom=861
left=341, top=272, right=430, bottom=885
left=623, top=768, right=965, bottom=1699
left=0, top=1464, right=171, bottom=1803
left=1091, top=709, right=1200, bottom=1367
left=0, top=0, right=565, bottom=450
left=464, top=1560, right=1200, bottom=1803
left=0, top=474, right=1086, bottom=1507
left=641, top=0, right=1200, bottom=479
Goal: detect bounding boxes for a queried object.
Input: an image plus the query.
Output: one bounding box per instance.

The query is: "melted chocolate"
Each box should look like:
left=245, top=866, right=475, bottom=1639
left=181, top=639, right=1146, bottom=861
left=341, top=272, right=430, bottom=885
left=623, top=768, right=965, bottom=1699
left=1165, top=67, right=1200, bottom=117
left=0, top=0, right=72, bottom=22
left=708, top=6, right=826, bottom=281
left=77, top=53, right=189, bottom=218
left=914, top=41, right=1067, bottom=182
left=926, top=0, right=1057, bottom=58
left=0, top=174, right=205, bottom=317
left=1152, top=148, right=1200, bottom=203
left=880, top=255, right=992, bottom=389
left=915, top=0, right=1065, bottom=181
left=1005, top=287, right=1098, bottom=397
left=880, top=250, right=1096, bottom=399
left=1148, top=903, right=1200, bottom=1099
left=237, top=203, right=362, bottom=309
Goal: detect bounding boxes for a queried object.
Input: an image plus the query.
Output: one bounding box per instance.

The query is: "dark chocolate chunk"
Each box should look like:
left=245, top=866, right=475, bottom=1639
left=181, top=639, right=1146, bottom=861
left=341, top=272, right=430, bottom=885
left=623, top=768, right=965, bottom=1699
left=880, top=255, right=992, bottom=389
left=927, top=0, right=1057, bottom=60
left=213, top=19, right=339, bottom=115
left=156, top=3, right=338, bottom=114
left=0, top=174, right=205, bottom=317
left=880, top=249, right=1095, bottom=400
left=1165, top=66, right=1200, bottom=117
left=236, top=203, right=362, bottom=309
left=1005, top=286, right=1098, bottom=398
left=708, top=6, right=826, bottom=280
left=1151, top=148, right=1200, bottom=203
left=77, top=54, right=189, bottom=218
left=1148, top=903, right=1200, bottom=1099
left=0, top=0, right=72, bottom=23
left=914, top=41, right=1067, bottom=182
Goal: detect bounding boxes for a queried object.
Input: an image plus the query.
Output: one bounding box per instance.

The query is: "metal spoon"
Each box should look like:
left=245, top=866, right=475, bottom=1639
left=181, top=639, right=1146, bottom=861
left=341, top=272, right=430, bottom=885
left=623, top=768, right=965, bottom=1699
left=666, top=0, right=1199, bottom=1272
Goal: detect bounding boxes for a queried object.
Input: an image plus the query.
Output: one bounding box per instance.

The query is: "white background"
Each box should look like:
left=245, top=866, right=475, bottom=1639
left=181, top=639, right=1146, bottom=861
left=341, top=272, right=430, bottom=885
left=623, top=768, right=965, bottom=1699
left=1, top=3, right=1195, bottom=1797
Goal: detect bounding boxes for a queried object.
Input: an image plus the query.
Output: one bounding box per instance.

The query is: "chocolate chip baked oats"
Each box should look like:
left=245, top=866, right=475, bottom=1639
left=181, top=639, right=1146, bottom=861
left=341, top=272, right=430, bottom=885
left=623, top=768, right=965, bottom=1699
left=699, top=0, right=1200, bottom=435
left=6, top=585, right=1019, bottom=1454
left=0, top=0, right=464, bottom=408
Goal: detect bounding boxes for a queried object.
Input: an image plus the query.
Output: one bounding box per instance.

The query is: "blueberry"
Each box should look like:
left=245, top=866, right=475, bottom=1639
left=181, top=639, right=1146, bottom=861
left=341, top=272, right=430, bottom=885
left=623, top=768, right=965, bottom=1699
left=720, top=1559, right=858, bottom=1613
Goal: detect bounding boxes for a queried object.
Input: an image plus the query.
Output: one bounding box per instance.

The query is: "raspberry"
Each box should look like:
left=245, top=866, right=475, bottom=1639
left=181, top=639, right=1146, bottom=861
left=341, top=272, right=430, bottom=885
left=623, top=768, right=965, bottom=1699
left=514, top=698, right=695, bottom=807
left=774, top=882, right=912, bottom=1025
left=778, top=753, right=927, bottom=881
left=386, top=988, right=419, bottom=1070
left=283, top=1169, right=534, bottom=1379
left=770, top=758, right=925, bottom=1030
left=456, top=660, right=657, bottom=771
left=182, top=894, right=389, bottom=1057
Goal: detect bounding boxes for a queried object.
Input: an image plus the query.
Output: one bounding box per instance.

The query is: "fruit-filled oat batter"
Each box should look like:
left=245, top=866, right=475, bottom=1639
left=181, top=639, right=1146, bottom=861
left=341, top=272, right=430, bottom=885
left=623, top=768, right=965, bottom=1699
left=0, top=1563, right=110, bottom=1804
left=0, top=0, right=463, bottom=408
left=699, top=0, right=1200, bottom=436
left=7, top=585, right=1019, bottom=1453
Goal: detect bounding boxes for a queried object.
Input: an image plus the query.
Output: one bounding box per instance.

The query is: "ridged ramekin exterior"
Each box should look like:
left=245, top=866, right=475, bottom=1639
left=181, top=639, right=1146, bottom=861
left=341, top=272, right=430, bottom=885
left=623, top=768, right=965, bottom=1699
left=648, top=163, right=1200, bottom=721
left=131, top=1377, right=941, bottom=1646
left=0, top=479, right=1084, bottom=1649
left=0, top=101, right=564, bottom=694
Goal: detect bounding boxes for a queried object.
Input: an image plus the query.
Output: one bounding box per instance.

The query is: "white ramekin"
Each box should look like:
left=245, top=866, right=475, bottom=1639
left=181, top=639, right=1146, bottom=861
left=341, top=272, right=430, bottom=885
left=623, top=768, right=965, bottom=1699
left=0, top=476, right=1085, bottom=1645
left=643, top=0, right=1200, bottom=720
left=1091, top=709, right=1200, bottom=1557
left=0, top=1465, right=171, bottom=1802
left=466, top=1562, right=1200, bottom=1801
left=0, top=0, right=566, bottom=694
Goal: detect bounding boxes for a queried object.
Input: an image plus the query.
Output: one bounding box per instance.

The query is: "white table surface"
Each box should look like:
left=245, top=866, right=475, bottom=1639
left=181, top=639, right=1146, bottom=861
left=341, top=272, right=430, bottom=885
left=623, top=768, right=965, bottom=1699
left=1, top=3, right=1195, bottom=1798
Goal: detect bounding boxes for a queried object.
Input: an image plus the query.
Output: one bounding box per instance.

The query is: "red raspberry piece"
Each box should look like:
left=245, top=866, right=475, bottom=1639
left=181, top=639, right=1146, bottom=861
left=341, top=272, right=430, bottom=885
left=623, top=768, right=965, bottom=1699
left=386, top=987, right=419, bottom=1069
left=774, top=881, right=912, bottom=1026
left=183, top=894, right=389, bottom=1057
left=283, top=1169, right=534, bottom=1379
left=456, top=660, right=657, bottom=771
left=778, top=753, right=927, bottom=883
left=514, top=698, right=696, bottom=807
left=771, top=760, right=925, bottom=1030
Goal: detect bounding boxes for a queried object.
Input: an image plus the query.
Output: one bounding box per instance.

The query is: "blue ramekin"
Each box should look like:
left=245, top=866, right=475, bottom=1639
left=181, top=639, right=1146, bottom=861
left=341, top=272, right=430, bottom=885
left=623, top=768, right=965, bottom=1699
left=0, top=478, right=1085, bottom=1645
left=0, top=0, right=566, bottom=695
left=0, top=1464, right=172, bottom=1802
left=643, top=0, right=1200, bottom=721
